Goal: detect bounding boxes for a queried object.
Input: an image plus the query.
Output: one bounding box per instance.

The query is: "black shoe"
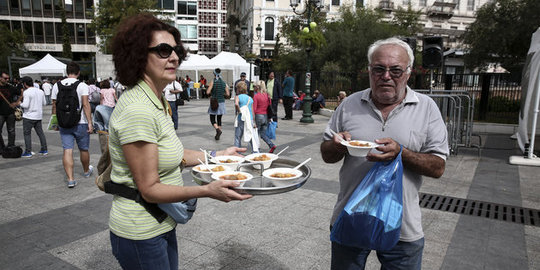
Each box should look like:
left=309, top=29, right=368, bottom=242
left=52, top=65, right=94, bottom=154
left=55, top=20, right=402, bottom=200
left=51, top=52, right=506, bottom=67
left=281, top=117, right=291, bottom=120
left=215, top=129, right=222, bottom=140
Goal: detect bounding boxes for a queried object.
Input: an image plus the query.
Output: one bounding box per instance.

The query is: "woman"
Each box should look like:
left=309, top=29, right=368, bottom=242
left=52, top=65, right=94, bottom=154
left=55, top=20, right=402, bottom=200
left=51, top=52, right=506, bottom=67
left=206, top=68, right=229, bottom=140
left=234, top=81, right=256, bottom=152
left=252, top=81, right=276, bottom=153
left=109, top=13, right=251, bottom=270
left=99, top=80, right=118, bottom=108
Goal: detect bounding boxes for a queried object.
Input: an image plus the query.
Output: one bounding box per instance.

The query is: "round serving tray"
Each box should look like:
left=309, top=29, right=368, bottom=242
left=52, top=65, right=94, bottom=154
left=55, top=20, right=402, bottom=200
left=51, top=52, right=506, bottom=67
left=191, top=158, right=311, bottom=195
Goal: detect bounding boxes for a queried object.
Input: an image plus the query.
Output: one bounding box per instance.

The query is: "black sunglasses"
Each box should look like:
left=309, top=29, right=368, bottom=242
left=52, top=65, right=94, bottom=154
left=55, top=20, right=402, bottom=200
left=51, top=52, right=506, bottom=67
left=148, top=43, right=184, bottom=59
left=370, top=65, right=409, bottom=78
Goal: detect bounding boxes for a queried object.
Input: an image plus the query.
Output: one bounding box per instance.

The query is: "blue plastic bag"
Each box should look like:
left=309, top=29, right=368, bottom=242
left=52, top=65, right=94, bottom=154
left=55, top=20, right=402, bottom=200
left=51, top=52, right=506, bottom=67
left=330, top=146, right=403, bottom=251
left=266, top=120, right=277, bottom=140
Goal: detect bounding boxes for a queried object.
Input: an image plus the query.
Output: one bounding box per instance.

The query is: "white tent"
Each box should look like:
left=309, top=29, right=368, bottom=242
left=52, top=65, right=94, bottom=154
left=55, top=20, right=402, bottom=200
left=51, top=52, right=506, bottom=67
left=510, top=27, right=540, bottom=166
left=209, top=52, right=256, bottom=83
left=19, top=54, right=66, bottom=80
left=179, top=53, right=212, bottom=71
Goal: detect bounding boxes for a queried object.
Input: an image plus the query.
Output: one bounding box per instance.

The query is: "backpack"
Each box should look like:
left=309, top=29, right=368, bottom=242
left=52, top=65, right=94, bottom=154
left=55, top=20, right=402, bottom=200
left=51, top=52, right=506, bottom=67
left=89, top=89, right=101, bottom=104
left=56, top=81, right=81, bottom=128
left=1, top=145, right=23, bottom=158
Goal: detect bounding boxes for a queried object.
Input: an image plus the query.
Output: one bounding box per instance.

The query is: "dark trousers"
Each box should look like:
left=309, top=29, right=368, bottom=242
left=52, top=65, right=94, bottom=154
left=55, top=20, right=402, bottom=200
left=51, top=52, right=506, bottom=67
left=23, top=118, right=47, bottom=152
left=271, top=99, right=279, bottom=122
left=0, top=113, right=16, bottom=151
left=168, top=101, right=178, bottom=130
left=283, top=96, right=294, bottom=119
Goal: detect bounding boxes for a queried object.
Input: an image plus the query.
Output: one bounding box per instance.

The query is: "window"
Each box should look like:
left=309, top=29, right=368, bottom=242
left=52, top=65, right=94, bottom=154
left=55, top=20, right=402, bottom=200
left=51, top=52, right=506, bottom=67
left=264, top=17, right=274, bottom=41
left=34, top=21, right=43, bottom=42
left=11, top=0, right=21, bottom=15
left=0, top=0, right=9, bottom=15
left=23, top=21, right=33, bottom=42
left=157, top=0, right=174, bottom=10
left=453, top=0, right=459, bottom=9
left=85, top=0, right=93, bottom=18
left=44, top=21, right=54, bottom=43
left=467, top=0, right=474, bottom=10
left=43, top=0, right=52, bottom=16
left=76, top=23, right=85, bottom=43
left=177, top=1, right=196, bottom=16
left=53, top=0, right=62, bottom=17
left=75, top=0, right=84, bottom=18
left=178, top=24, right=197, bottom=39
left=32, top=0, right=41, bottom=16
left=331, top=0, right=339, bottom=6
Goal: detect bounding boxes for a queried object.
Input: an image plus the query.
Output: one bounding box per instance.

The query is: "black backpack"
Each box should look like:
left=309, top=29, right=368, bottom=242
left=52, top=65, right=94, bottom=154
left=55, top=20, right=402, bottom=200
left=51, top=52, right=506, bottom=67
left=56, top=81, right=82, bottom=128
left=1, top=145, right=23, bottom=158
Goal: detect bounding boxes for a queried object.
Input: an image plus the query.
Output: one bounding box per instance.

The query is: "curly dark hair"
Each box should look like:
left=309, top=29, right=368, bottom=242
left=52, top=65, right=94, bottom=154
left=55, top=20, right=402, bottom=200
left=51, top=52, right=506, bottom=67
left=111, top=13, right=186, bottom=88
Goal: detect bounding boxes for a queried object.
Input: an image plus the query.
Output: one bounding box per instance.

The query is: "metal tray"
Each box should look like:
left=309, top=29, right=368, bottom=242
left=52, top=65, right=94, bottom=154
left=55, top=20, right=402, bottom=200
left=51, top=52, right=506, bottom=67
left=191, top=158, right=311, bottom=195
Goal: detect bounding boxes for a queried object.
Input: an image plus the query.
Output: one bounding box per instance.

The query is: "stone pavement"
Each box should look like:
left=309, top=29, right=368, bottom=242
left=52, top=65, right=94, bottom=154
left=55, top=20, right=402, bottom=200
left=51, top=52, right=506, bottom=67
left=1, top=98, right=540, bottom=269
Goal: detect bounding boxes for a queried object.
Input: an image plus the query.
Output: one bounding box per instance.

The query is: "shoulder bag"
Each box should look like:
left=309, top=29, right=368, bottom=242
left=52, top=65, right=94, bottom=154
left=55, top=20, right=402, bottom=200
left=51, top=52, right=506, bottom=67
left=0, top=91, right=23, bottom=121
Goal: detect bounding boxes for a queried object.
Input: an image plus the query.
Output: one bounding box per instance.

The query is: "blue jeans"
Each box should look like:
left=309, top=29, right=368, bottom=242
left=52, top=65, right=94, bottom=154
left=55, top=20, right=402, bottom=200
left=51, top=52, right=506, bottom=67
left=110, top=230, right=178, bottom=270
left=234, top=118, right=254, bottom=152
left=168, top=101, right=178, bottom=130
left=331, top=238, right=424, bottom=270
left=255, top=114, right=274, bottom=149
left=59, top=124, right=90, bottom=150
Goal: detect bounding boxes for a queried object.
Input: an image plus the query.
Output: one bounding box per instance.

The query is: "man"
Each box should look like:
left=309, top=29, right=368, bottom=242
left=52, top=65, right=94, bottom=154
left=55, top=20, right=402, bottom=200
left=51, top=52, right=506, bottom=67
left=281, top=70, right=295, bottom=120
left=42, top=78, right=53, bottom=105
left=163, top=79, right=183, bottom=130
left=51, top=62, right=94, bottom=188
left=199, top=75, right=208, bottom=98
left=311, top=89, right=325, bottom=114
left=321, top=37, right=449, bottom=269
left=234, top=72, right=250, bottom=97
left=20, top=76, right=47, bottom=157
left=266, top=71, right=282, bottom=122
left=0, top=71, right=22, bottom=155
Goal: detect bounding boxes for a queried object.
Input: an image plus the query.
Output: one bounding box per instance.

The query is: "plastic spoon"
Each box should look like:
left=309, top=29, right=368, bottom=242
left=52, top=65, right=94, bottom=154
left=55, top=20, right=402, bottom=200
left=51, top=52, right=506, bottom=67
left=197, top=158, right=214, bottom=172
left=329, top=129, right=345, bottom=142
left=276, top=146, right=289, bottom=156
left=293, top=158, right=312, bottom=170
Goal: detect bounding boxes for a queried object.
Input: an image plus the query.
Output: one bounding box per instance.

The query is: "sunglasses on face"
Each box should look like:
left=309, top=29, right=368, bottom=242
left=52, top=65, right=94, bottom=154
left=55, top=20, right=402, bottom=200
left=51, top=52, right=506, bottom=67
left=370, top=65, right=409, bottom=78
left=148, top=43, right=184, bottom=59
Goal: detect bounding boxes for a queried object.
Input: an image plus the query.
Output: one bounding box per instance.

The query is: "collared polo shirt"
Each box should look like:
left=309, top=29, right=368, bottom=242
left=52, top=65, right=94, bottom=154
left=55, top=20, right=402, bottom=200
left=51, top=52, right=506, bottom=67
left=108, top=80, right=183, bottom=240
left=324, top=87, right=449, bottom=242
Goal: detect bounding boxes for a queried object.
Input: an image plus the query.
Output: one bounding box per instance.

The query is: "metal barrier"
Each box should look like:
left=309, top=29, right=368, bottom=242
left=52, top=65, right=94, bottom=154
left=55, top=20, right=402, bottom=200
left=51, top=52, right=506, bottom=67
left=416, top=89, right=481, bottom=155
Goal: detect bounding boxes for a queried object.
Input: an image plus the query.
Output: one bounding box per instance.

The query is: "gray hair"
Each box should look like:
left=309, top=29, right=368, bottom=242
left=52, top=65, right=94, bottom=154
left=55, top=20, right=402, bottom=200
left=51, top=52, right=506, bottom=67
left=367, top=37, right=414, bottom=71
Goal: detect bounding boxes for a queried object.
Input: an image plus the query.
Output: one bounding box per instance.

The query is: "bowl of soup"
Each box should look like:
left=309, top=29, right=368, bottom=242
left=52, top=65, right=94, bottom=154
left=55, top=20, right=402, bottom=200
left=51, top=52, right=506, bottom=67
left=211, top=171, right=253, bottom=187
left=340, top=140, right=379, bottom=157
left=192, top=164, right=232, bottom=181
left=244, top=153, right=278, bottom=169
left=210, top=155, right=245, bottom=170
left=262, top=168, right=303, bottom=187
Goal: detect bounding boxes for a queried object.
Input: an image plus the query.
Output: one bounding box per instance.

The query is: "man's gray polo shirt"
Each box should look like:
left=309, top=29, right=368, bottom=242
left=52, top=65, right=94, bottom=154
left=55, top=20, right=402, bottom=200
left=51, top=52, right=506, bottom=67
left=323, top=87, right=449, bottom=242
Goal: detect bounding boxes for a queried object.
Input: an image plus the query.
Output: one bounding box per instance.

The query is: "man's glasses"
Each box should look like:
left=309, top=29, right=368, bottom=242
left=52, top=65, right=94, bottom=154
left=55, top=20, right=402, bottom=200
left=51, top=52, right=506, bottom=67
left=148, top=43, right=184, bottom=59
left=370, top=65, right=409, bottom=78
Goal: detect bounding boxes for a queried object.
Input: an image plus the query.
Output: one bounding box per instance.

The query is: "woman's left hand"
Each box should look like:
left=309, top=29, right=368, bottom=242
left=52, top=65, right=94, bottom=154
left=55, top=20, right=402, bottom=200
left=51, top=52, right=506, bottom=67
left=217, top=147, right=247, bottom=157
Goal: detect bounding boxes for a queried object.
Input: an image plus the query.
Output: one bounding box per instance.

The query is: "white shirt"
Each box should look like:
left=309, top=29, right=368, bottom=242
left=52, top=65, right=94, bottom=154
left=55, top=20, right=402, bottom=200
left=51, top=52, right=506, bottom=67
left=20, top=87, right=46, bottom=120
left=42, top=82, right=52, bottom=95
left=163, top=81, right=183, bottom=102
left=51, top=78, right=90, bottom=124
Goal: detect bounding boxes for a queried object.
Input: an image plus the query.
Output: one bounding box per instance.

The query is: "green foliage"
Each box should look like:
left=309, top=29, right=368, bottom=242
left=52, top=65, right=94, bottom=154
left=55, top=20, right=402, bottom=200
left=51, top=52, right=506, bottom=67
left=0, top=24, right=27, bottom=71
left=61, top=6, right=73, bottom=59
left=90, top=0, right=161, bottom=53
left=391, top=4, right=422, bottom=36
left=463, top=0, right=540, bottom=71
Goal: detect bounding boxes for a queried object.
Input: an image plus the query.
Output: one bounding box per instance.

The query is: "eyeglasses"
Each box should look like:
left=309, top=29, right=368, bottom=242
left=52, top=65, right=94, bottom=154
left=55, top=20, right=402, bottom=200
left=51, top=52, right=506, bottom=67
left=369, top=65, right=409, bottom=78
left=148, top=43, right=184, bottom=59
left=1, top=76, right=9, bottom=80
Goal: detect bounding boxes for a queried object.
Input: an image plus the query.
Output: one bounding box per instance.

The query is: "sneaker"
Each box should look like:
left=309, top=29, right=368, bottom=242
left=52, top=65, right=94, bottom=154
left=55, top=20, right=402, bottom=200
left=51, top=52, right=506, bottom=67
left=84, top=165, right=94, bottom=178
left=39, top=150, right=48, bottom=156
left=269, top=146, right=277, bottom=153
left=67, top=180, right=77, bottom=188
left=21, top=151, right=34, bottom=158
left=215, top=129, right=222, bottom=140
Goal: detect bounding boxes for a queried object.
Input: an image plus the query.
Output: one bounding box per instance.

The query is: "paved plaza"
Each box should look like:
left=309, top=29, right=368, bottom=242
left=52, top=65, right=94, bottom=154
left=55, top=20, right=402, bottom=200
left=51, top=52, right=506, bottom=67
left=1, top=98, right=540, bottom=269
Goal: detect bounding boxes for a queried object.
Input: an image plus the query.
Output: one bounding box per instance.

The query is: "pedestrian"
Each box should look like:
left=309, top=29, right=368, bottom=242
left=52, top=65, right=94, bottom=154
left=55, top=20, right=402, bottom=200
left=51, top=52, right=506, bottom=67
left=266, top=71, right=282, bottom=122
left=206, top=68, right=230, bottom=140
left=0, top=71, right=23, bottom=155
left=234, top=81, right=256, bottom=153
left=234, top=72, right=250, bottom=97
left=88, top=78, right=101, bottom=114
left=320, top=37, right=449, bottom=269
left=99, top=80, right=118, bottom=108
left=108, top=13, right=251, bottom=270
left=281, top=70, right=295, bottom=120
left=311, top=89, right=325, bottom=114
left=163, top=79, right=183, bottom=130
left=19, top=76, right=47, bottom=157
left=42, top=78, right=53, bottom=105
left=51, top=62, right=94, bottom=188
left=253, top=81, right=276, bottom=153
left=199, top=74, right=208, bottom=98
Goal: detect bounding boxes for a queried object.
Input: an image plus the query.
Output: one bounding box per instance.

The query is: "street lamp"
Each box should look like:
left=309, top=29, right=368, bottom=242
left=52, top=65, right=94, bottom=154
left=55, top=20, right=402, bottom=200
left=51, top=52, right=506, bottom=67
left=241, top=24, right=263, bottom=83
left=290, top=0, right=324, bottom=123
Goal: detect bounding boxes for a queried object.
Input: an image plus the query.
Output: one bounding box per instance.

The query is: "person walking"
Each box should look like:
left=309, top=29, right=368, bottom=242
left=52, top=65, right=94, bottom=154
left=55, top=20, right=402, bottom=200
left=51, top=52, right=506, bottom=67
left=19, top=76, right=48, bottom=157
left=281, top=70, right=295, bottom=120
left=321, top=37, right=449, bottom=269
left=108, top=13, right=251, bottom=269
left=42, top=78, right=53, bottom=105
left=266, top=71, right=282, bottom=122
left=253, top=81, right=276, bottom=153
left=51, top=62, right=94, bottom=188
left=206, top=68, right=229, bottom=140
left=234, top=81, right=256, bottom=153
left=88, top=78, right=101, bottom=114
left=0, top=71, right=22, bottom=155
left=234, top=72, right=250, bottom=98
left=163, top=79, right=183, bottom=130
left=99, top=80, right=118, bottom=108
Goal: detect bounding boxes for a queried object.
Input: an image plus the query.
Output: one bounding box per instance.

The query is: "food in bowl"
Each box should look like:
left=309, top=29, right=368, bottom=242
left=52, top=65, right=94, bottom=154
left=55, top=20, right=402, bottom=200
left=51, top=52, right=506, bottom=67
left=195, top=165, right=226, bottom=172
left=211, top=171, right=253, bottom=187
left=192, top=164, right=233, bottom=182
left=251, top=154, right=271, bottom=161
left=341, top=140, right=378, bottom=157
left=349, top=141, right=371, bottom=147
left=270, top=172, right=297, bottom=178
left=245, top=153, right=278, bottom=169
left=218, top=158, right=239, bottom=163
left=218, top=173, right=248, bottom=180
left=210, top=155, right=245, bottom=170
left=263, top=168, right=302, bottom=187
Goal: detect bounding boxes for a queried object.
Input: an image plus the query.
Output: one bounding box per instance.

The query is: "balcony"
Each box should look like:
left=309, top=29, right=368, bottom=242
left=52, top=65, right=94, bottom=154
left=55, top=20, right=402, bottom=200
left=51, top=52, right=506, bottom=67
left=378, top=0, right=394, bottom=12
left=428, top=1, right=456, bottom=20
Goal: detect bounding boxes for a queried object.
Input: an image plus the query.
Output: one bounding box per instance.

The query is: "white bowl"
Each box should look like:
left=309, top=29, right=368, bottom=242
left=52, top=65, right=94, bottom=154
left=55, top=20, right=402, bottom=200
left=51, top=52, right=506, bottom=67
left=262, top=168, right=303, bottom=187
left=211, top=171, right=253, bottom=187
left=210, top=155, right=245, bottom=170
left=244, top=153, right=279, bottom=169
left=341, top=140, right=379, bottom=157
left=192, top=164, right=233, bottom=181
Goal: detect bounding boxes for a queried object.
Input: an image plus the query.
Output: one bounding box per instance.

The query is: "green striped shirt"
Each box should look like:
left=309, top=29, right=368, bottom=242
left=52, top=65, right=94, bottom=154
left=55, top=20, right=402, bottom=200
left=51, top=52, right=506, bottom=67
left=108, top=80, right=184, bottom=240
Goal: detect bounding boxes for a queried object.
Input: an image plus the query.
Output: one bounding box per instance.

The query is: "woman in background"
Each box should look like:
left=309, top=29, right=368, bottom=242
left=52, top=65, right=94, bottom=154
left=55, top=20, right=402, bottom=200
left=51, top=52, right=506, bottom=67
left=253, top=81, right=276, bottom=153
left=206, top=68, right=229, bottom=140
left=99, top=80, right=117, bottom=108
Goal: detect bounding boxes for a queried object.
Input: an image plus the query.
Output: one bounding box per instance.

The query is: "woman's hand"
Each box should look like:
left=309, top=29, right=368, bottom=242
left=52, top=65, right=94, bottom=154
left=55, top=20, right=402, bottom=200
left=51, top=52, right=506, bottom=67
left=217, top=147, right=247, bottom=157
left=204, top=180, right=252, bottom=202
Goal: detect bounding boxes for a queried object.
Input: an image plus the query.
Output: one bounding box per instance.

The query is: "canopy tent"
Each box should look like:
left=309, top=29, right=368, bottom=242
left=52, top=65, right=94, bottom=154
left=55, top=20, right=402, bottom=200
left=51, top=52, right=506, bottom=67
left=19, top=54, right=66, bottom=80
left=510, top=27, right=540, bottom=166
left=209, top=52, right=256, bottom=83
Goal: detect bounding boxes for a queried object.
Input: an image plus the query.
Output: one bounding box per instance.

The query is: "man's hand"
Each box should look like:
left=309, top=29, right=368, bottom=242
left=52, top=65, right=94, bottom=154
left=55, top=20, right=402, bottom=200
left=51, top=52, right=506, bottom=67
left=320, top=131, right=351, bottom=163
left=217, top=147, right=247, bottom=157
left=366, top=138, right=401, bottom=162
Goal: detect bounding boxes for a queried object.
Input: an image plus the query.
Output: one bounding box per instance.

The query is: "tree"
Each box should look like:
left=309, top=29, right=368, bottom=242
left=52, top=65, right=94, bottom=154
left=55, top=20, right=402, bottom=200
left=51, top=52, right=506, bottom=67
left=61, top=6, right=73, bottom=59
left=90, top=0, right=161, bottom=53
left=0, top=24, right=27, bottom=72
left=463, top=0, right=540, bottom=72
